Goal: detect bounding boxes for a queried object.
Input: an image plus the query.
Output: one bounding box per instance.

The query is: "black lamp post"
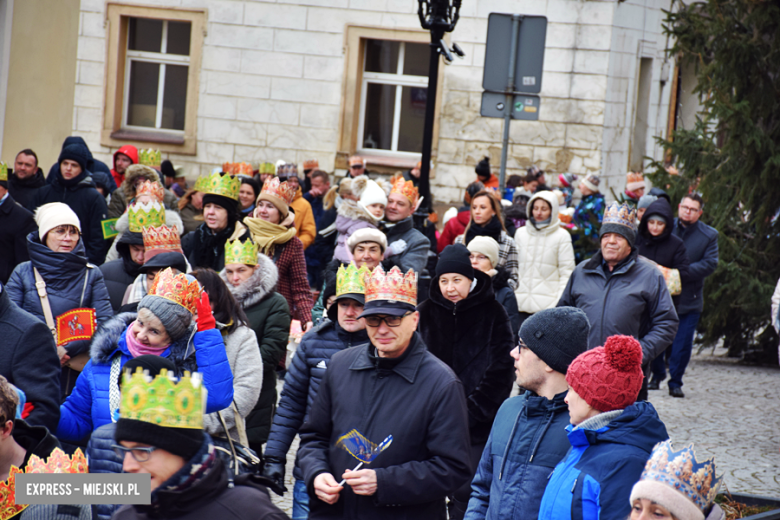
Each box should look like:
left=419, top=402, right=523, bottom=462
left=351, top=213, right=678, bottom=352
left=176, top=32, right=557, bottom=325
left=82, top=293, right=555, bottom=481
left=416, top=0, right=463, bottom=219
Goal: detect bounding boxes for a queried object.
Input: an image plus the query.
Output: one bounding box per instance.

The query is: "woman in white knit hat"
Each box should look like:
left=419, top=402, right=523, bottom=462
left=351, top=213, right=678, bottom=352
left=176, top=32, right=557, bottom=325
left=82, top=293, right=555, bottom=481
left=6, top=202, right=113, bottom=396
left=467, top=235, right=520, bottom=340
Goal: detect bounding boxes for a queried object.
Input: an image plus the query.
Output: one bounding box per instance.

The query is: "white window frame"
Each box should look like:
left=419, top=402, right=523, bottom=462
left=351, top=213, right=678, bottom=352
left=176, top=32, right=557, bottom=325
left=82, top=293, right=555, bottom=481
left=356, top=40, right=429, bottom=159
left=122, top=18, right=191, bottom=135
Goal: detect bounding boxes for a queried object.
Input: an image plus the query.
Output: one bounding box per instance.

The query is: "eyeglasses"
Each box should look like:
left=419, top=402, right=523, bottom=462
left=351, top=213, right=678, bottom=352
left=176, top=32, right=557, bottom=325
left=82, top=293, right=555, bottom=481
left=364, top=313, right=412, bottom=328
left=350, top=164, right=364, bottom=170
left=469, top=254, right=488, bottom=262
left=679, top=205, right=701, bottom=213
left=112, top=444, right=158, bottom=462
left=50, top=226, right=80, bottom=238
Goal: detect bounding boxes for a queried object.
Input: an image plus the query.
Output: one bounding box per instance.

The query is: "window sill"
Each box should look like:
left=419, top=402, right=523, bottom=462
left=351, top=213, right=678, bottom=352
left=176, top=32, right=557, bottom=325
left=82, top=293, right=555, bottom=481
left=102, top=128, right=196, bottom=155
left=336, top=152, right=429, bottom=176
left=110, top=129, right=185, bottom=145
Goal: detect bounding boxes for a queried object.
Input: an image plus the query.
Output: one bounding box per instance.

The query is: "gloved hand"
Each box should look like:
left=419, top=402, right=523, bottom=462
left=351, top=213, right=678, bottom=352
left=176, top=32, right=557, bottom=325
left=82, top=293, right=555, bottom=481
left=196, top=292, right=216, bottom=332
left=385, top=239, right=407, bottom=257
left=21, top=402, right=34, bottom=420
left=262, top=456, right=288, bottom=495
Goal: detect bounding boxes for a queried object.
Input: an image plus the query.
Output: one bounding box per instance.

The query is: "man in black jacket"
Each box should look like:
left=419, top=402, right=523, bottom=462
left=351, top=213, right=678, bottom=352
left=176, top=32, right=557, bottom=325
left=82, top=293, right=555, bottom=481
left=0, top=170, right=37, bottom=284
left=8, top=149, right=46, bottom=208
left=298, top=265, right=471, bottom=520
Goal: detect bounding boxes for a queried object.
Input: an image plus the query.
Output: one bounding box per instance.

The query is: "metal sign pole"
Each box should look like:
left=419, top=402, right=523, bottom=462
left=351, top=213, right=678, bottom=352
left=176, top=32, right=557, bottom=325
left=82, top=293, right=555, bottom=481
left=499, top=15, right=522, bottom=192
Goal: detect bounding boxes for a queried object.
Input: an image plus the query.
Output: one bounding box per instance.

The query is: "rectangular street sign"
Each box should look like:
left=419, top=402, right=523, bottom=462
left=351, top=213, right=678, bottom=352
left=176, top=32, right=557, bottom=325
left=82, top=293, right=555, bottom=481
left=482, top=14, right=547, bottom=94
left=480, top=92, right=541, bottom=121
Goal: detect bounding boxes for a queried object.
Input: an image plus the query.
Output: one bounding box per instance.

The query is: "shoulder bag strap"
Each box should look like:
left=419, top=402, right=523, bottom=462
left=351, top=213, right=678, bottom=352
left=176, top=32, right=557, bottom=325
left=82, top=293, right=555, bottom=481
left=79, top=266, right=91, bottom=307
left=33, top=268, right=57, bottom=338
left=232, top=401, right=249, bottom=447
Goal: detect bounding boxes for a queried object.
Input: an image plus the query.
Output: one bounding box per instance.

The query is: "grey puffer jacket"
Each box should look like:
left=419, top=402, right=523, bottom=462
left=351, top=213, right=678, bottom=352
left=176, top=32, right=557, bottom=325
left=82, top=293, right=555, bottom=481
left=557, top=249, right=679, bottom=364
left=380, top=216, right=431, bottom=274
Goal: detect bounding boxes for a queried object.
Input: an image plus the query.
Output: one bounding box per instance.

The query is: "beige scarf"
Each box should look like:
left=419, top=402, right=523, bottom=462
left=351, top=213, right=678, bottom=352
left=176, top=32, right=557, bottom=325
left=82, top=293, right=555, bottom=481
left=244, top=217, right=296, bottom=256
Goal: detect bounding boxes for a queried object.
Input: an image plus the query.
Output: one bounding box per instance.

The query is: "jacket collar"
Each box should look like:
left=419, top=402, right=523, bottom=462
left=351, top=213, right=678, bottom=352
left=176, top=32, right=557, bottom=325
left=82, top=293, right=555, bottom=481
left=0, top=193, right=16, bottom=215
left=349, top=332, right=425, bottom=384
left=381, top=216, right=413, bottom=237
left=582, top=249, right=638, bottom=277
left=428, top=269, right=494, bottom=311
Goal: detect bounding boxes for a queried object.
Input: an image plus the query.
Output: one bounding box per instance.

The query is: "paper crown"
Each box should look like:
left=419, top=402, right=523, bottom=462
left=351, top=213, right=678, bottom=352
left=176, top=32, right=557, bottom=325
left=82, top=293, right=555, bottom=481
left=148, top=267, right=200, bottom=315
left=639, top=440, right=722, bottom=512
left=135, top=179, right=164, bottom=203
left=603, top=202, right=637, bottom=231
left=142, top=225, right=182, bottom=260
left=139, top=149, right=162, bottom=168
left=261, top=177, right=297, bottom=206
left=364, top=265, right=417, bottom=306
left=627, top=171, right=645, bottom=184
left=197, top=172, right=241, bottom=200
left=277, top=163, right=298, bottom=177
left=303, top=159, right=319, bottom=170
left=0, top=448, right=88, bottom=520
left=128, top=201, right=166, bottom=233
left=258, top=162, right=276, bottom=175
left=120, top=368, right=205, bottom=429
left=224, top=238, right=258, bottom=266
left=336, top=263, right=370, bottom=298
left=0, top=162, right=7, bottom=182
left=390, top=177, right=419, bottom=206
left=222, top=162, right=254, bottom=176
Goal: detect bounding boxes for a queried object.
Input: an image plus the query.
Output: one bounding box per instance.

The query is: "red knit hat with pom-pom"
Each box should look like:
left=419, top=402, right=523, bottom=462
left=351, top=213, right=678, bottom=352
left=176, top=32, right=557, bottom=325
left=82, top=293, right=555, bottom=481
left=565, top=335, right=644, bottom=412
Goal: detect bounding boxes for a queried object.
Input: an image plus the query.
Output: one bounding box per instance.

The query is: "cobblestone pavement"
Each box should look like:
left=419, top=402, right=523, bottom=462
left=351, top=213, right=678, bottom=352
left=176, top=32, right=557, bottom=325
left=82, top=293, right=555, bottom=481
left=270, top=348, right=780, bottom=514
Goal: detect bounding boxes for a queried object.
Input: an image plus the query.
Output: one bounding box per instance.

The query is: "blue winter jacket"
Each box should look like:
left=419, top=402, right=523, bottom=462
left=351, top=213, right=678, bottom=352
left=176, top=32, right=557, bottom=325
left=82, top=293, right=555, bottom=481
left=672, top=218, right=719, bottom=314
left=6, top=233, right=113, bottom=356
left=465, top=390, right=571, bottom=520
left=264, top=318, right=369, bottom=480
left=86, top=423, right=122, bottom=520
left=537, top=402, right=669, bottom=520
left=56, top=313, right=234, bottom=442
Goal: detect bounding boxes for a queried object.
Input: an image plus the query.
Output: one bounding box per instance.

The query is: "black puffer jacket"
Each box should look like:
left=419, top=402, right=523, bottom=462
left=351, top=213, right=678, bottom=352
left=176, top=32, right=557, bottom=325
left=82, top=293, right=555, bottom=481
left=8, top=168, right=47, bottom=208
left=492, top=267, right=520, bottom=341
left=46, top=136, right=117, bottom=194
left=0, top=193, right=37, bottom=284
left=417, top=269, right=515, bottom=444
left=265, top=319, right=369, bottom=480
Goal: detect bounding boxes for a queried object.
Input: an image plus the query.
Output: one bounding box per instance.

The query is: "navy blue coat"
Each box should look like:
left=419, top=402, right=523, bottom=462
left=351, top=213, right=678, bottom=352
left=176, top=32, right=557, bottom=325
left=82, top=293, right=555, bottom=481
left=86, top=423, right=122, bottom=520
left=265, top=319, right=369, bottom=480
left=492, top=267, right=520, bottom=341
left=0, top=194, right=37, bottom=284
left=537, top=402, right=669, bottom=520
left=6, top=233, right=113, bottom=356
left=0, top=289, right=61, bottom=431
left=672, top=218, right=719, bottom=314
left=465, top=390, right=572, bottom=520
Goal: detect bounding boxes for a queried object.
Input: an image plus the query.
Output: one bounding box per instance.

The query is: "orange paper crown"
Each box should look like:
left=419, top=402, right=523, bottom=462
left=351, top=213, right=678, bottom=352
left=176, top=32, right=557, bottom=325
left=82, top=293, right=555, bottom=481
left=261, top=177, right=296, bottom=206
left=135, top=179, right=165, bottom=203
left=148, top=267, right=200, bottom=315
left=364, top=265, right=418, bottom=307
left=302, top=159, right=319, bottom=170
left=142, top=225, right=183, bottom=261
left=222, top=162, right=254, bottom=176
left=390, top=177, right=419, bottom=207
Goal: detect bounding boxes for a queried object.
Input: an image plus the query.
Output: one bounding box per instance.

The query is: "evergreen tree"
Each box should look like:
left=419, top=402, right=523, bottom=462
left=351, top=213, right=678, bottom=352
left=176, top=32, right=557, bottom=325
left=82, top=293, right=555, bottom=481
left=648, top=0, right=780, bottom=364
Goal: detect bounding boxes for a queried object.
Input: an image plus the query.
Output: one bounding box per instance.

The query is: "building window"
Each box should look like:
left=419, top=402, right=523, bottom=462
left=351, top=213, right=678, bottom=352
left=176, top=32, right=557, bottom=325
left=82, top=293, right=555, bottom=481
left=358, top=40, right=429, bottom=156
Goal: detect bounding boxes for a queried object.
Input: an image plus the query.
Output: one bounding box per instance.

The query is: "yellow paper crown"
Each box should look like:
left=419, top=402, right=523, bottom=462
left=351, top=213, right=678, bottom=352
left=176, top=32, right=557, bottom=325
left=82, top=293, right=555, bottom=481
left=193, top=174, right=208, bottom=192
left=336, top=263, right=369, bottom=298
left=259, top=162, right=276, bottom=175
left=139, top=149, right=162, bottom=168
left=136, top=179, right=164, bottom=203
left=128, top=201, right=166, bottom=233
left=120, top=368, right=205, bottom=429
left=199, top=172, right=240, bottom=200
left=224, top=238, right=258, bottom=266
left=390, top=177, right=419, bottom=207
left=148, top=267, right=200, bottom=315
left=142, top=225, right=182, bottom=260
left=0, top=162, right=7, bottom=182
left=364, top=265, right=417, bottom=306
left=261, top=177, right=296, bottom=206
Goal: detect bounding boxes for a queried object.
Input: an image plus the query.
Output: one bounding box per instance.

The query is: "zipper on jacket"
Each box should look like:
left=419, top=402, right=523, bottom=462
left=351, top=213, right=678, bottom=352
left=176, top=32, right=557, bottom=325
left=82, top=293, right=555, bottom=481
left=498, top=408, right=523, bottom=481
left=571, top=477, right=578, bottom=493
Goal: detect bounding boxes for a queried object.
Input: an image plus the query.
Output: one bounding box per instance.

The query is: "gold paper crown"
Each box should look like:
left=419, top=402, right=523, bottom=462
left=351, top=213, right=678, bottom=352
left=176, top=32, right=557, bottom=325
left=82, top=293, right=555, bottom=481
left=224, top=238, right=258, bottom=266
left=364, top=265, right=417, bottom=306
left=390, top=177, right=419, bottom=206
left=0, top=162, right=6, bottom=182
left=626, top=171, right=645, bottom=184
left=603, top=202, right=638, bottom=231
left=193, top=174, right=208, bottom=192
left=336, top=263, right=369, bottom=298
left=120, top=368, right=205, bottom=429
left=139, top=149, right=162, bottom=168
left=199, top=172, right=240, bottom=200
left=259, top=162, right=276, bottom=175
left=128, top=201, right=166, bottom=233
left=135, top=179, right=164, bottom=203
left=142, top=225, right=182, bottom=259
left=148, top=267, right=200, bottom=315
left=261, top=177, right=296, bottom=206
left=222, top=162, right=254, bottom=176
left=0, top=449, right=88, bottom=520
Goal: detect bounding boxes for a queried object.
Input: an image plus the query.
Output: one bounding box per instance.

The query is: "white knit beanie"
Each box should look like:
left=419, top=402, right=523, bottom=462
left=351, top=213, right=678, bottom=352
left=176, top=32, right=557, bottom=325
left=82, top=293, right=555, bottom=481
left=466, top=236, right=499, bottom=268
left=34, top=203, right=81, bottom=241
left=359, top=179, right=388, bottom=208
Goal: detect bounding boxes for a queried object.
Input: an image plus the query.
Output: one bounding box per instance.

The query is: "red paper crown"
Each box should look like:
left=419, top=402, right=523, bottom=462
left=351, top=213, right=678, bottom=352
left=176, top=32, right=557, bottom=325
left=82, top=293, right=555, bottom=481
left=142, top=225, right=183, bottom=261
left=148, top=267, right=200, bottom=315
left=135, top=179, right=165, bottom=203
left=390, top=177, right=419, bottom=207
left=222, top=162, right=254, bottom=175
left=261, top=177, right=296, bottom=206
left=364, top=265, right=418, bottom=306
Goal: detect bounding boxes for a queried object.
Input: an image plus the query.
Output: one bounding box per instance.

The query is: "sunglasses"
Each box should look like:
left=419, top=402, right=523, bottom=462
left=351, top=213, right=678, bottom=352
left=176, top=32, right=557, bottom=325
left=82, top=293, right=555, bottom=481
left=350, top=164, right=364, bottom=169
left=364, top=312, right=412, bottom=328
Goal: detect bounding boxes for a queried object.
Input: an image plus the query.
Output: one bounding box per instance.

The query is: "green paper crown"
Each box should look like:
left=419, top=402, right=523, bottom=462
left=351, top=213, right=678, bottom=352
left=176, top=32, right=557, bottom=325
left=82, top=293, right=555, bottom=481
left=225, top=238, right=258, bottom=266
left=128, top=201, right=166, bottom=233
left=336, top=262, right=369, bottom=298
left=0, top=162, right=7, bottom=182
left=199, top=172, right=240, bottom=200
left=139, top=149, right=162, bottom=167
left=259, top=162, right=276, bottom=175
left=120, top=368, right=205, bottom=429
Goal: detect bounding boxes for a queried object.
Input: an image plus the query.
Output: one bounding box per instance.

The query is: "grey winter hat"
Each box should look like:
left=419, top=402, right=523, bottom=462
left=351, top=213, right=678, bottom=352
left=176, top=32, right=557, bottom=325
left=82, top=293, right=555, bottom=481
left=638, top=194, right=658, bottom=210
left=138, top=294, right=193, bottom=342
left=519, top=307, right=590, bottom=374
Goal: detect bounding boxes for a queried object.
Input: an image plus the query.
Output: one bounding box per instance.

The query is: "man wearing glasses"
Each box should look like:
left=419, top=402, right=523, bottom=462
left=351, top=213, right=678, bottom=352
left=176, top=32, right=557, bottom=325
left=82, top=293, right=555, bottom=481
left=346, top=156, right=367, bottom=178
left=298, top=265, right=471, bottom=520
left=659, top=193, right=718, bottom=398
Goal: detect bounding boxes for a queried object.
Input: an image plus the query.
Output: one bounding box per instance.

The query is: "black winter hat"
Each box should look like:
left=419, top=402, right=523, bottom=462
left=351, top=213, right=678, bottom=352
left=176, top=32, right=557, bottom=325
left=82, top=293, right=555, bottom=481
left=202, top=193, right=238, bottom=217
left=58, top=143, right=89, bottom=173
left=115, top=418, right=204, bottom=460
left=436, top=244, right=474, bottom=280
left=475, top=156, right=491, bottom=178
left=519, top=307, right=590, bottom=374
left=161, top=160, right=177, bottom=178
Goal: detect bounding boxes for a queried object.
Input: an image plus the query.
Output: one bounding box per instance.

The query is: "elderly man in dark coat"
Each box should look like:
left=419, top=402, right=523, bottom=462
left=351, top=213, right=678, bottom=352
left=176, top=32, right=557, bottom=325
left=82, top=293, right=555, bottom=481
left=298, top=265, right=471, bottom=520
left=0, top=173, right=37, bottom=284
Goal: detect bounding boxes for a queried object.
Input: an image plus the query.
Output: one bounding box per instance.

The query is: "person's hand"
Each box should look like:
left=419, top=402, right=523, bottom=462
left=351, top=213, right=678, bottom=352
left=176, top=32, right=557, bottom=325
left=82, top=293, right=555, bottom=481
left=195, top=292, right=216, bottom=331
left=304, top=321, right=313, bottom=332
left=313, top=473, right=343, bottom=504
left=342, top=468, right=377, bottom=496
left=57, top=346, right=70, bottom=366
left=261, top=456, right=288, bottom=496
left=385, top=239, right=407, bottom=257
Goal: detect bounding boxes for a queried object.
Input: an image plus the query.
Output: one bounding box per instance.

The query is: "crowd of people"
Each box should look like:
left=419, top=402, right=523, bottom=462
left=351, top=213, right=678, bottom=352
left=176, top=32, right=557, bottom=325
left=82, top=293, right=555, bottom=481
left=0, top=140, right=729, bottom=520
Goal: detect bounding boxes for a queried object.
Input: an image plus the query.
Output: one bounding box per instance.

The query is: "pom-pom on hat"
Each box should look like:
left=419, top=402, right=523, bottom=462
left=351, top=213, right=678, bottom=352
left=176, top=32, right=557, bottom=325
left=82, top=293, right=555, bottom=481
left=566, top=335, right=644, bottom=412
left=581, top=174, right=600, bottom=193
left=475, top=156, right=491, bottom=178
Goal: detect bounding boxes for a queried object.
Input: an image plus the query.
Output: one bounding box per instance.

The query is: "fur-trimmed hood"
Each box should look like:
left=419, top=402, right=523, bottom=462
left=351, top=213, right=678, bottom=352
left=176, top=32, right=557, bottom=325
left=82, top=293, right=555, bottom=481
left=122, top=165, right=162, bottom=202
left=115, top=207, right=184, bottom=235
left=220, top=252, right=279, bottom=309
left=337, top=198, right=377, bottom=225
